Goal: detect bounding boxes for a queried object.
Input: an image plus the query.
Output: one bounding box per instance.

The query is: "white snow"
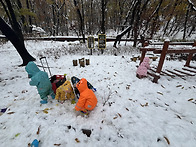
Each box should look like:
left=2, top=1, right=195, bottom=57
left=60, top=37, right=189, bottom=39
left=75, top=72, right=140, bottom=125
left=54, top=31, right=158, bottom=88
left=0, top=40, right=196, bottom=147
left=32, top=25, right=45, bottom=33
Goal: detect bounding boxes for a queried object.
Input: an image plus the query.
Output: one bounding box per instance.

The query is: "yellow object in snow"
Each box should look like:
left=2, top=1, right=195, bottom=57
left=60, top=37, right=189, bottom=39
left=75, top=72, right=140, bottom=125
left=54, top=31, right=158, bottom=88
left=55, top=80, right=75, bottom=102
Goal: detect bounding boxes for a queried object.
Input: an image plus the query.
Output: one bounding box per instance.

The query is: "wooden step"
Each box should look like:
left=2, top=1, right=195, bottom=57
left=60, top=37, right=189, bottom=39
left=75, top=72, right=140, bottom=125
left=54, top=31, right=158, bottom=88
left=174, top=69, right=195, bottom=76
left=182, top=67, right=196, bottom=73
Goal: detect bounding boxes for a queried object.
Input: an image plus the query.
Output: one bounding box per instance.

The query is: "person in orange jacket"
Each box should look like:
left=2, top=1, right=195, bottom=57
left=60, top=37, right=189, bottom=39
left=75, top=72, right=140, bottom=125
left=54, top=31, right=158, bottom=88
left=75, top=78, right=97, bottom=114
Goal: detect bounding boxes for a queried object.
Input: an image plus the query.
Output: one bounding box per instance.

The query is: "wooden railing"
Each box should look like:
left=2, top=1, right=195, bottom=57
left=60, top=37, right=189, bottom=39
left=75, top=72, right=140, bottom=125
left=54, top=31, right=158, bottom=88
left=139, top=40, right=196, bottom=83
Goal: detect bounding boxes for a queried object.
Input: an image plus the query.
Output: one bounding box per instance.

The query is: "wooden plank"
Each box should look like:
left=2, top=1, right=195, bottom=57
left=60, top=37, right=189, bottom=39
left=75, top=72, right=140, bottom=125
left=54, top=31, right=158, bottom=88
left=174, top=69, right=194, bottom=76
left=161, top=70, right=175, bottom=77
left=154, top=49, right=196, bottom=54
left=151, top=67, right=174, bottom=77
left=147, top=71, right=159, bottom=79
left=140, top=48, right=157, bottom=51
left=182, top=68, right=196, bottom=73
left=150, top=42, right=194, bottom=46
left=166, top=69, right=184, bottom=77
left=188, top=66, right=196, bottom=69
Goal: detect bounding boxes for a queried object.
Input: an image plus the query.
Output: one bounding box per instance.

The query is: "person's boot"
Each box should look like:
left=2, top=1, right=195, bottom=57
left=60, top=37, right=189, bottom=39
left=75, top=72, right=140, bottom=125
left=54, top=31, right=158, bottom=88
left=40, top=99, right=48, bottom=104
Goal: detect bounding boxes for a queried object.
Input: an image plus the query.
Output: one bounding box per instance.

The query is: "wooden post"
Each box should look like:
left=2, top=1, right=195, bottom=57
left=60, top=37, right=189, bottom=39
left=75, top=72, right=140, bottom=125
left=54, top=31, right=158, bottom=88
left=185, top=40, right=196, bottom=67
left=73, top=60, right=78, bottom=66
left=185, top=53, right=193, bottom=67
left=193, top=40, right=196, bottom=47
left=86, top=59, right=90, bottom=65
left=153, top=40, right=170, bottom=83
left=79, top=58, right=85, bottom=67
left=140, top=50, right=146, bottom=65
left=140, top=36, right=145, bottom=47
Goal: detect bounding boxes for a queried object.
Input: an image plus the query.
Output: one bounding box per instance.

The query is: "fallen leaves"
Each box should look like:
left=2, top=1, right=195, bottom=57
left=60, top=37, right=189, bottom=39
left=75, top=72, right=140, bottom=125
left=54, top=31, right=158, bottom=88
left=113, top=113, right=122, bottom=119
left=43, top=108, right=53, bottom=114
left=7, top=112, right=15, bottom=114
left=176, top=85, right=182, bottom=87
left=157, top=92, right=163, bottom=95
left=37, top=125, right=41, bottom=135
left=187, top=98, right=196, bottom=104
left=75, top=138, right=80, bottom=143
left=126, top=85, right=131, bottom=89
left=140, top=103, right=148, bottom=107
left=164, top=136, right=170, bottom=145
left=113, top=116, right=118, bottom=119
left=188, top=98, right=194, bottom=101
left=175, top=114, right=181, bottom=119
left=176, top=85, right=184, bottom=89
left=15, top=133, right=20, bottom=137
left=43, top=109, right=49, bottom=114
left=21, top=90, right=28, bottom=93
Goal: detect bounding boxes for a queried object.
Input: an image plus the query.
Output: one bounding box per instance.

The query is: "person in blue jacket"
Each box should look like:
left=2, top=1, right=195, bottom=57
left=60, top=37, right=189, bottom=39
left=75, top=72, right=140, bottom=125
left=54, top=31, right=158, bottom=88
left=25, top=61, right=55, bottom=104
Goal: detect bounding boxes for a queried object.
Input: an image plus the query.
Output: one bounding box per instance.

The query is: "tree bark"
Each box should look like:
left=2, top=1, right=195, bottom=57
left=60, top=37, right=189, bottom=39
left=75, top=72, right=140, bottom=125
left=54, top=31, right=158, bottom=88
left=113, top=0, right=139, bottom=48
left=73, top=0, right=85, bottom=43
left=183, top=5, right=190, bottom=40
left=0, top=17, right=35, bottom=66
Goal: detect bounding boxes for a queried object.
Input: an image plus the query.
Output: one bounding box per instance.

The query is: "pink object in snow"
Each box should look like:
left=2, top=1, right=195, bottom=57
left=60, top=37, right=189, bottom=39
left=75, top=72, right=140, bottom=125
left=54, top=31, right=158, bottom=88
left=136, top=57, right=151, bottom=78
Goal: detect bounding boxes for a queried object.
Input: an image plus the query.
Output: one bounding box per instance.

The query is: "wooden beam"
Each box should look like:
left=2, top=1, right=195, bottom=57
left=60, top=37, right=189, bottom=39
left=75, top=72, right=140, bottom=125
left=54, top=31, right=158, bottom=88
left=185, top=53, right=193, bottom=67
left=188, top=66, right=196, bottom=69
left=139, top=50, right=146, bottom=65
left=153, top=49, right=196, bottom=54
left=182, top=67, right=196, bottom=73
left=153, top=41, right=169, bottom=83
left=140, top=48, right=156, bottom=51
left=174, top=69, right=194, bottom=76
left=166, top=69, right=184, bottom=77
left=150, top=42, right=194, bottom=46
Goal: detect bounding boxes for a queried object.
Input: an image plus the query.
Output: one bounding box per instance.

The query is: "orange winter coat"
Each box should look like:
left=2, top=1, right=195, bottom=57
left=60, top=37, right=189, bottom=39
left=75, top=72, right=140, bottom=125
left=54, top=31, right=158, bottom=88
left=75, top=78, right=97, bottom=111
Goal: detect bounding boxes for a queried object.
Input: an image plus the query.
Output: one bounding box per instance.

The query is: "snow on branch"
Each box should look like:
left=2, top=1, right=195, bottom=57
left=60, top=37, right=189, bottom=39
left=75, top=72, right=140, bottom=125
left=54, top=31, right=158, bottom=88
left=188, top=0, right=196, bottom=11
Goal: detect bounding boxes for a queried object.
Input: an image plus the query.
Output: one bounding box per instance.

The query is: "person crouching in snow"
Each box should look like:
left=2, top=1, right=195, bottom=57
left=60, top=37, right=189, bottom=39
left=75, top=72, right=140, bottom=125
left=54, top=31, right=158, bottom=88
left=75, top=78, right=97, bottom=115
left=55, top=80, right=75, bottom=104
left=136, top=57, right=151, bottom=79
left=25, top=61, right=55, bottom=104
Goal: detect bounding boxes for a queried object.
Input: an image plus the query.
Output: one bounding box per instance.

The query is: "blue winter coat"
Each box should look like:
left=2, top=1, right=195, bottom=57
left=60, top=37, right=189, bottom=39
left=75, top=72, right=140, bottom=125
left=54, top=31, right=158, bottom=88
left=25, top=61, right=53, bottom=99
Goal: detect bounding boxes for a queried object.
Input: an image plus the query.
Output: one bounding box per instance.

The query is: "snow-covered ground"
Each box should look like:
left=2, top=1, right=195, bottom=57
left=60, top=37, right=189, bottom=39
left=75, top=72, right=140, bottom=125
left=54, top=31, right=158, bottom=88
left=0, top=40, right=196, bottom=147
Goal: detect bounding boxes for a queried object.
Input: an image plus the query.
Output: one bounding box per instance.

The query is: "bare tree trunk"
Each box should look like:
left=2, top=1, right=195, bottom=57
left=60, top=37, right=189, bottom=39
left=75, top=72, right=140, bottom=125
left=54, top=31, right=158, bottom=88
left=73, top=0, right=85, bottom=43
left=101, top=0, right=106, bottom=34
left=150, top=0, right=163, bottom=38
left=113, top=0, right=139, bottom=48
left=3, top=0, right=23, bottom=40
left=26, top=0, right=32, bottom=33
left=163, top=0, right=179, bottom=37
left=0, top=17, right=35, bottom=66
left=133, top=0, right=147, bottom=47
left=16, top=0, right=28, bottom=33
left=183, top=4, right=190, bottom=40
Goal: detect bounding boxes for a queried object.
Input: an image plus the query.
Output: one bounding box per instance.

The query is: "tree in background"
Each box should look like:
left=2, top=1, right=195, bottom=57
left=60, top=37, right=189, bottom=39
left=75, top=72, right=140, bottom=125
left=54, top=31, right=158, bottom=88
left=0, top=0, right=35, bottom=66
left=0, top=0, right=195, bottom=48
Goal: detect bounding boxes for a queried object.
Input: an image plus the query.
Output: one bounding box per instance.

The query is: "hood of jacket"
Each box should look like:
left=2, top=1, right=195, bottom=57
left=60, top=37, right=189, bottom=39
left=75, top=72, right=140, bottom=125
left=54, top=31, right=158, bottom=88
left=25, top=61, right=40, bottom=78
left=76, top=78, right=88, bottom=93
left=143, top=57, right=150, bottom=63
